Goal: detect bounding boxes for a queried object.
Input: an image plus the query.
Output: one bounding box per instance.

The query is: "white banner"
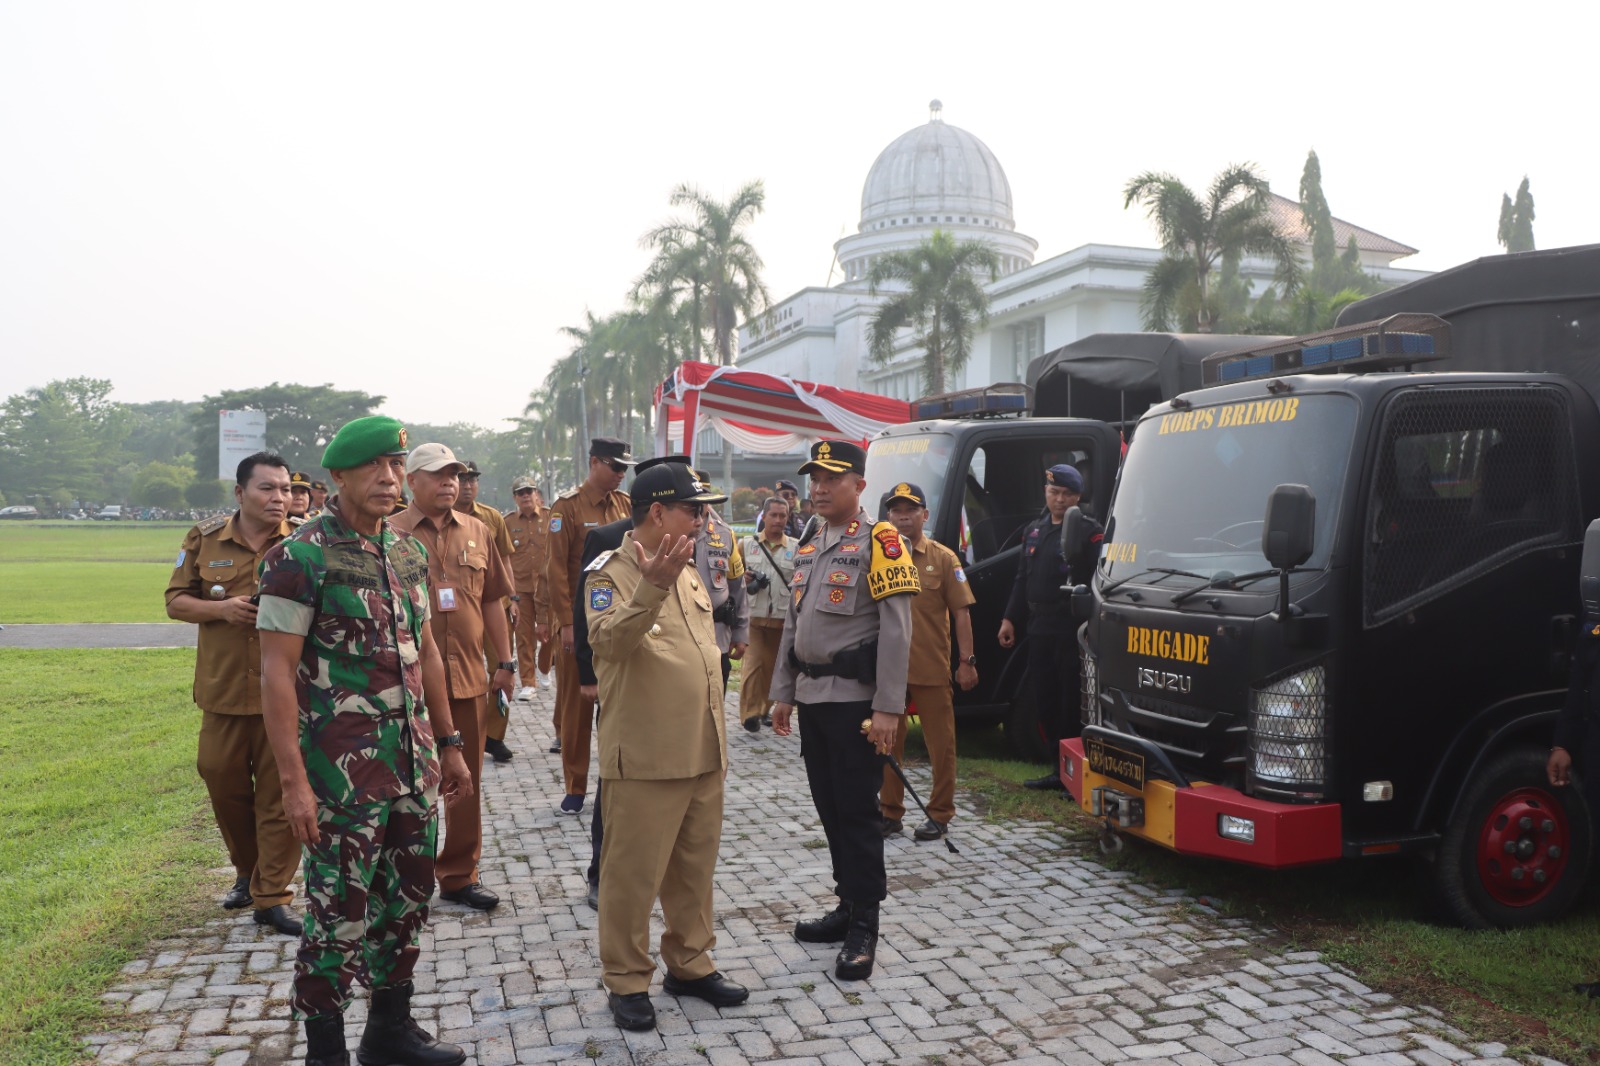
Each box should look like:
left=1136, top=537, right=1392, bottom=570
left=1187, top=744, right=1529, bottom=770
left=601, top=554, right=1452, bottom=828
left=218, top=409, right=268, bottom=480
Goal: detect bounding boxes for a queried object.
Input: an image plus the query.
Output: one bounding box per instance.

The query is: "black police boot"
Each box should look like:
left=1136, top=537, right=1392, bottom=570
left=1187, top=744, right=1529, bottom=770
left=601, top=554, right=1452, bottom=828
left=304, top=1014, right=348, bottom=1066
left=356, top=981, right=465, bottom=1066
left=834, top=901, right=879, bottom=981
left=793, top=899, right=851, bottom=943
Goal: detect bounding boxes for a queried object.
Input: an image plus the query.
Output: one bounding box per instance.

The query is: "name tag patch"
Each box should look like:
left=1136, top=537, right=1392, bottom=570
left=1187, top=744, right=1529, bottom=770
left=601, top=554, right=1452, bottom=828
left=206, top=559, right=235, bottom=567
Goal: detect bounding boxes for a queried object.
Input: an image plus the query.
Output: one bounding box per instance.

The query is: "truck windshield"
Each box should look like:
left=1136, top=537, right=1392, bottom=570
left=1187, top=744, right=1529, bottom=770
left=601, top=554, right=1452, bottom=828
left=1104, top=394, right=1357, bottom=583
left=864, top=433, right=957, bottom=520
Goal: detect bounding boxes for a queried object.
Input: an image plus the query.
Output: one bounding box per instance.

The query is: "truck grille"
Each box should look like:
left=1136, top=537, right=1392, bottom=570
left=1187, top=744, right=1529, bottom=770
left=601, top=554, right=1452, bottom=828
left=1104, top=690, right=1247, bottom=787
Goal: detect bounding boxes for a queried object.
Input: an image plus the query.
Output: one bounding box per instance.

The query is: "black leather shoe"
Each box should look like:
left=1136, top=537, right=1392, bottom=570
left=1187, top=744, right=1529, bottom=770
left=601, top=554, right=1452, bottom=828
left=664, top=970, right=749, bottom=1007
left=358, top=981, right=465, bottom=1066
left=305, top=1014, right=348, bottom=1066
left=253, top=904, right=303, bottom=936
left=585, top=881, right=599, bottom=911
left=761, top=715, right=773, bottom=727
left=438, top=882, right=499, bottom=911
left=548, top=738, right=562, bottom=754
left=1023, top=773, right=1065, bottom=791
left=222, top=876, right=252, bottom=910
left=608, top=991, right=656, bottom=1031
left=484, top=737, right=515, bottom=763
left=880, top=818, right=903, bottom=837
left=743, top=717, right=761, bottom=733
left=794, top=901, right=851, bottom=943
left=834, top=901, right=879, bottom=981
left=913, top=818, right=947, bottom=841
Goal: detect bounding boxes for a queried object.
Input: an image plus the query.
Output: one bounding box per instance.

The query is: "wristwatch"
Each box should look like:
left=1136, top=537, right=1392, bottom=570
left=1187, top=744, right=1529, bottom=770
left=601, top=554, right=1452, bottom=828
left=963, top=654, right=978, bottom=666
left=509, top=594, right=521, bottom=603
left=496, top=661, right=516, bottom=672
left=438, top=731, right=465, bottom=750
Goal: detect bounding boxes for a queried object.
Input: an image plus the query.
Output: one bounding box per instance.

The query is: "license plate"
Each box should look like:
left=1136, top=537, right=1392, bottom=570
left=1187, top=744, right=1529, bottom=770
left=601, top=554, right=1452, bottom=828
left=1085, top=736, right=1146, bottom=791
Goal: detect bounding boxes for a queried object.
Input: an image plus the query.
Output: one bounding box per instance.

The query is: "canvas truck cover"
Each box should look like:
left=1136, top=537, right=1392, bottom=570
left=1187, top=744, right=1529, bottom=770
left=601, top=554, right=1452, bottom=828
left=1337, top=243, right=1600, bottom=405
left=1027, top=332, right=1288, bottom=422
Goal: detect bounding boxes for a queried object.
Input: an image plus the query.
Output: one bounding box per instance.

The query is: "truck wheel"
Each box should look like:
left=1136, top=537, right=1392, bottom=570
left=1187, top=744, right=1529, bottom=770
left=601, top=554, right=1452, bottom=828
left=1429, top=746, right=1592, bottom=929
left=1004, top=687, right=1054, bottom=763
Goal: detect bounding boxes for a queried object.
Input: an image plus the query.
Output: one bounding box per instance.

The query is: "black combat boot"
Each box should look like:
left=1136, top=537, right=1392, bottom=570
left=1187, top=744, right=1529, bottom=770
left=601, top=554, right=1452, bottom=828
left=834, top=900, right=879, bottom=981
left=356, top=981, right=466, bottom=1066
left=304, top=1014, right=348, bottom=1066
left=793, top=899, right=851, bottom=943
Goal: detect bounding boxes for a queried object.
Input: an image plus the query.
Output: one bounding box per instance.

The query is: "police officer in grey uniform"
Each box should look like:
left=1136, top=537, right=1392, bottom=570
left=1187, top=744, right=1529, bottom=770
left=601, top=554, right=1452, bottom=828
left=692, top=471, right=750, bottom=689
left=771, top=439, right=918, bottom=982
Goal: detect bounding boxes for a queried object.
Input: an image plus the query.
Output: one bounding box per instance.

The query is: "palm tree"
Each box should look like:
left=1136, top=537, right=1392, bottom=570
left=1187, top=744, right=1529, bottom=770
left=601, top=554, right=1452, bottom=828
left=640, top=181, right=771, bottom=365
left=1123, top=164, right=1302, bottom=333
left=866, top=230, right=999, bottom=394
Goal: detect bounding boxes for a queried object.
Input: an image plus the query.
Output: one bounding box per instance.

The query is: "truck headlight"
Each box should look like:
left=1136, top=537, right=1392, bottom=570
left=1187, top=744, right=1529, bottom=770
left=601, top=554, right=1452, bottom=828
left=1249, top=664, right=1328, bottom=796
left=1079, top=632, right=1100, bottom=726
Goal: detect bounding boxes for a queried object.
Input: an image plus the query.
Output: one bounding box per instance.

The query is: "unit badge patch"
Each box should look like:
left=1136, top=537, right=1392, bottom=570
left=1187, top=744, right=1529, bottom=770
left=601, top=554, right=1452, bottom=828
left=827, top=570, right=851, bottom=585
left=798, top=544, right=816, bottom=555
left=829, top=588, right=846, bottom=604
left=874, top=528, right=903, bottom=560
left=550, top=515, right=563, bottom=533
left=839, top=543, right=860, bottom=553
left=589, top=585, right=613, bottom=611
left=174, top=549, right=186, bottom=568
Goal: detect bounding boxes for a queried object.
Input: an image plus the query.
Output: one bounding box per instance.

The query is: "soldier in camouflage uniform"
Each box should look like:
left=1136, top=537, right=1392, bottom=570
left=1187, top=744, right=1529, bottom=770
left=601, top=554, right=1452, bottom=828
left=259, top=415, right=474, bottom=1066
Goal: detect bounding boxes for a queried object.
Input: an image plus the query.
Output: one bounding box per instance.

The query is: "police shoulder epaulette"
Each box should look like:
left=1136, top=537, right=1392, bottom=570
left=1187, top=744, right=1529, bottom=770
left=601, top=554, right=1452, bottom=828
left=583, top=549, right=615, bottom=573
left=196, top=513, right=228, bottom=536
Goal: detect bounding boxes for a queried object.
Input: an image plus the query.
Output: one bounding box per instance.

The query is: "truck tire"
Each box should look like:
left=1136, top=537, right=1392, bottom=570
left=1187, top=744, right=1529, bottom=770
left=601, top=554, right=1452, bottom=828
left=1004, top=687, right=1055, bottom=763
left=1428, top=746, right=1592, bottom=929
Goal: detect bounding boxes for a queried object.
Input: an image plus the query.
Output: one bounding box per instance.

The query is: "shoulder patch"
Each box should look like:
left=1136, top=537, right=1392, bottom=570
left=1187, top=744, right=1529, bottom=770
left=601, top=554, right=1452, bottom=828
left=549, top=514, right=563, bottom=533
left=174, top=548, right=186, bottom=568
left=583, top=549, right=614, bottom=573
left=867, top=523, right=920, bottom=601
left=197, top=514, right=228, bottom=535
left=588, top=584, right=614, bottom=612
left=872, top=523, right=904, bottom=560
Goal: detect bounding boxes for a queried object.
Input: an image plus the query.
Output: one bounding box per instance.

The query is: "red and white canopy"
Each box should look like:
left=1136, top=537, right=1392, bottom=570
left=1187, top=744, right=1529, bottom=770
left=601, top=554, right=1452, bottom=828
left=653, top=362, right=912, bottom=463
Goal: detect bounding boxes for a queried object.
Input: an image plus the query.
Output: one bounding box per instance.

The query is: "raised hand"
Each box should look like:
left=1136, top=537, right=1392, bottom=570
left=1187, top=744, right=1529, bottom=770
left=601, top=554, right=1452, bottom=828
left=636, top=534, right=696, bottom=590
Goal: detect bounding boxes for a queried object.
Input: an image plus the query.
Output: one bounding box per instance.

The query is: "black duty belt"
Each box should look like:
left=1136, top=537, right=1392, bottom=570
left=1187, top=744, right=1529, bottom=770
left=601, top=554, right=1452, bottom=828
left=789, top=640, right=878, bottom=684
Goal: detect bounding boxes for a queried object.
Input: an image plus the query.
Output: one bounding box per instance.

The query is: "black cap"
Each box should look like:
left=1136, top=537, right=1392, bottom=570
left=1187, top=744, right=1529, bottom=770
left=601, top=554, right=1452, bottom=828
left=289, top=471, right=313, bottom=490
left=590, top=437, right=637, bottom=466
left=460, top=460, right=481, bottom=478
left=632, top=462, right=728, bottom=506
left=885, top=482, right=926, bottom=508
left=798, top=439, right=866, bottom=476
left=310, top=480, right=327, bottom=492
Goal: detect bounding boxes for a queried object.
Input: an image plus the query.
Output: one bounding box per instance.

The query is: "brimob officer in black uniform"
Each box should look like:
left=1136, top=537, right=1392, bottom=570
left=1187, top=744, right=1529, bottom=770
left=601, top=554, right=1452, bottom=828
left=997, top=463, right=1102, bottom=790
left=1548, top=607, right=1600, bottom=998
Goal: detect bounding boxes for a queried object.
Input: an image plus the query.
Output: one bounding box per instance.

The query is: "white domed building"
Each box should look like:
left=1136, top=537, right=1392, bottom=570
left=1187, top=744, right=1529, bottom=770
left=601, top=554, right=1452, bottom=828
left=734, top=102, right=1430, bottom=406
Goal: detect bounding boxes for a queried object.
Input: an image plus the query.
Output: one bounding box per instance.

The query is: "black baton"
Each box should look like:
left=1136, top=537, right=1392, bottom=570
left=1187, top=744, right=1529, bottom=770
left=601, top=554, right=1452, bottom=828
left=863, top=719, right=958, bottom=855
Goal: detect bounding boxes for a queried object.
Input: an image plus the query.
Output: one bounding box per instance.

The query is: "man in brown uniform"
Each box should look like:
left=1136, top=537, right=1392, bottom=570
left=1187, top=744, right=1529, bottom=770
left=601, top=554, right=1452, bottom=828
left=391, top=442, right=516, bottom=912
left=165, top=450, right=303, bottom=936
left=542, top=437, right=634, bottom=815
left=455, top=461, right=518, bottom=763
left=505, top=477, right=552, bottom=703
left=584, top=461, right=748, bottom=1031
left=880, top=482, right=978, bottom=841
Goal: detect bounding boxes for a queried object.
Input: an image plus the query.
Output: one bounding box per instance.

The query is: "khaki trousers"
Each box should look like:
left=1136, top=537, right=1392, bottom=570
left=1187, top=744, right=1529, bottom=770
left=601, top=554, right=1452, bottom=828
left=881, top=682, right=958, bottom=825
left=738, top=620, right=785, bottom=724
left=435, top=694, right=487, bottom=891
left=599, top=770, right=723, bottom=994
left=197, top=711, right=299, bottom=908
left=555, top=643, right=595, bottom=795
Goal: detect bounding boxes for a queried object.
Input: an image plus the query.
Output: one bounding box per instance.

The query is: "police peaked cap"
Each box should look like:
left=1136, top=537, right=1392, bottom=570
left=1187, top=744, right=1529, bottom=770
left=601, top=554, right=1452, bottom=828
left=798, top=439, right=866, bottom=476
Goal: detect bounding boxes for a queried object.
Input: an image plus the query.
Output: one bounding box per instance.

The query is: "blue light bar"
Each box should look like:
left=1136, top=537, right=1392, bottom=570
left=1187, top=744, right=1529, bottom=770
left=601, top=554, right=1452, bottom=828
left=914, top=383, right=1032, bottom=420
left=1199, top=315, right=1449, bottom=387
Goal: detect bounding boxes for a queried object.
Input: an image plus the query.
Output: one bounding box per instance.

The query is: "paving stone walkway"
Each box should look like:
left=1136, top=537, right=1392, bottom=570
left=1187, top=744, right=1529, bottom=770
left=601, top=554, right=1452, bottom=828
left=86, top=685, right=1561, bottom=1066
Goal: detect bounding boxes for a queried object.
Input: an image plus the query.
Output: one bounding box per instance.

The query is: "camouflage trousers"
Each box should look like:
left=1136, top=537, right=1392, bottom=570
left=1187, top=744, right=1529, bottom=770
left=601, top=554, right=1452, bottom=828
left=292, top=788, right=438, bottom=1020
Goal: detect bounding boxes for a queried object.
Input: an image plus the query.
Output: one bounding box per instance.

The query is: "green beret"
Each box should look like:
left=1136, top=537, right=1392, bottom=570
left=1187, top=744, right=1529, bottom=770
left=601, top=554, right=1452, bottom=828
left=321, top=415, right=409, bottom=471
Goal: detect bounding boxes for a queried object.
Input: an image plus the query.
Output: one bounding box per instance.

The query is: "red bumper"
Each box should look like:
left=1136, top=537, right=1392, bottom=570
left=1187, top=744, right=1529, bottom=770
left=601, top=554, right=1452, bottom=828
left=1060, top=738, right=1341, bottom=868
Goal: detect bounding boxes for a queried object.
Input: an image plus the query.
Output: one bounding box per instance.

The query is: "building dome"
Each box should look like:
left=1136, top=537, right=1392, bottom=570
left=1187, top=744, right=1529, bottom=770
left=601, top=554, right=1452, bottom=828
left=834, top=102, right=1036, bottom=287
left=859, top=107, right=1015, bottom=229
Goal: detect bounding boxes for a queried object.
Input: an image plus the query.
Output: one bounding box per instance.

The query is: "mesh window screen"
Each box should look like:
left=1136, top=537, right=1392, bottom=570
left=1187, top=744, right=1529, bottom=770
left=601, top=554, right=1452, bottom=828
left=1365, top=387, right=1581, bottom=625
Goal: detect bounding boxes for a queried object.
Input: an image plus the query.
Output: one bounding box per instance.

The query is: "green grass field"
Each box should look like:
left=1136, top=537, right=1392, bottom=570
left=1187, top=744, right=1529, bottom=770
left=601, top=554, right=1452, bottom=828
left=0, top=521, right=191, bottom=622
left=925, top=723, right=1600, bottom=1061
left=0, top=649, right=216, bottom=1066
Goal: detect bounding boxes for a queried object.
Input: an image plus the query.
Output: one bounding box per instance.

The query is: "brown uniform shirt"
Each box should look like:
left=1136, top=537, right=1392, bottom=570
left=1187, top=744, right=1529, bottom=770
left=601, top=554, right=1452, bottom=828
left=505, top=505, right=548, bottom=595
left=583, top=531, right=726, bottom=780
left=470, top=500, right=516, bottom=562
left=390, top=505, right=513, bottom=699
left=165, top=512, right=294, bottom=715
left=905, top=536, right=977, bottom=686
left=544, top=482, right=631, bottom=631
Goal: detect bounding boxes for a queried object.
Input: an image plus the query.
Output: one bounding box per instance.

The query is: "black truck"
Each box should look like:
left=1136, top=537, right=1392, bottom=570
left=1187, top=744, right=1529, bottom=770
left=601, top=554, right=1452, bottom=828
left=1062, top=244, right=1600, bottom=928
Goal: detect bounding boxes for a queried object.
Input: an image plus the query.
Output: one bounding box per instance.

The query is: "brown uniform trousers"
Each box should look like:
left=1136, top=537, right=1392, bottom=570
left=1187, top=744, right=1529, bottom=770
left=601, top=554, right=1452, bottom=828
left=165, top=513, right=299, bottom=910
left=389, top=505, right=512, bottom=892
left=545, top=483, right=630, bottom=796
left=882, top=683, right=957, bottom=824
left=739, top=618, right=785, bottom=724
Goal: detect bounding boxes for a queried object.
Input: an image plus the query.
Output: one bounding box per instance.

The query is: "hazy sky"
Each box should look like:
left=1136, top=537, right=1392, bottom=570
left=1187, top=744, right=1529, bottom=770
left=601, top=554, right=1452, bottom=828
left=2, top=2, right=1594, bottom=429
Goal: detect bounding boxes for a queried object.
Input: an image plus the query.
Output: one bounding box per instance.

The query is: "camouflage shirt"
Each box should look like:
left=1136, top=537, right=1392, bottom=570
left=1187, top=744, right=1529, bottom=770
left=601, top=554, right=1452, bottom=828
left=257, top=497, right=441, bottom=805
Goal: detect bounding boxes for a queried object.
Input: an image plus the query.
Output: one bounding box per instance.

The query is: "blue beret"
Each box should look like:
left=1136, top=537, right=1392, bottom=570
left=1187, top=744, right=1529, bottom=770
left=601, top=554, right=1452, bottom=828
left=1045, top=464, right=1083, bottom=492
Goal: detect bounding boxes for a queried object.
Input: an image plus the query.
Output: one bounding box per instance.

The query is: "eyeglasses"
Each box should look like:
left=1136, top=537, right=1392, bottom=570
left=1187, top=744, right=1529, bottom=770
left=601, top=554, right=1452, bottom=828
left=603, top=461, right=628, bottom=474
left=663, top=501, right=705, bottom=516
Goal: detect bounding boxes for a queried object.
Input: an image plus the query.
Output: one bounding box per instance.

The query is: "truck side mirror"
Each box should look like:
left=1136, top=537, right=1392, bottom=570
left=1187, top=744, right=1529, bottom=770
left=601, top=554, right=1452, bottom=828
left=1262, top=484, right=1316, bottom=570
left=1580, top=519, right=1600, bottom=624
left=1061, top=505, right=1088, bottom=560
